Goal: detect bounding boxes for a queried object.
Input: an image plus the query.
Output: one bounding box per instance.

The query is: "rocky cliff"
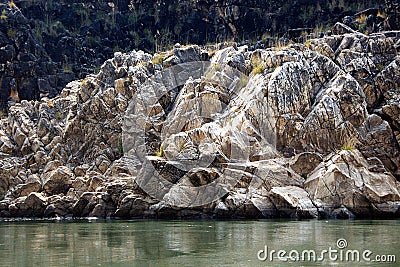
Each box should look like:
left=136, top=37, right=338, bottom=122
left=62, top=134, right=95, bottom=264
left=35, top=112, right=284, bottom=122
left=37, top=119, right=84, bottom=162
left=2, top=0, right=396, bottom=112
left=0, top=23, right=399, bottom=219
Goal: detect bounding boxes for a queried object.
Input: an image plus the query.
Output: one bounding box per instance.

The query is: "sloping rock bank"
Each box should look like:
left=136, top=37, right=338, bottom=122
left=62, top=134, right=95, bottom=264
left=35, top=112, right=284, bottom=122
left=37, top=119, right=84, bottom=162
left=0, top=29, right=399, bottom=219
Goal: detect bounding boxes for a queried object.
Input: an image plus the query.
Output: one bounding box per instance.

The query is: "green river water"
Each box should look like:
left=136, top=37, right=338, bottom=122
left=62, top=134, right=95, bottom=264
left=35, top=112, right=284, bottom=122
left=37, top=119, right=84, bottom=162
left=0, top=219, right=398, bottom=266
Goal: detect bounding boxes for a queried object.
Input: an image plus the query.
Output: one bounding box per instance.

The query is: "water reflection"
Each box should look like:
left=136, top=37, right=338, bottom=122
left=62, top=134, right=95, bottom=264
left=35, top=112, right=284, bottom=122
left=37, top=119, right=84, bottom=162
left=0, top=220, right=398, bottom=266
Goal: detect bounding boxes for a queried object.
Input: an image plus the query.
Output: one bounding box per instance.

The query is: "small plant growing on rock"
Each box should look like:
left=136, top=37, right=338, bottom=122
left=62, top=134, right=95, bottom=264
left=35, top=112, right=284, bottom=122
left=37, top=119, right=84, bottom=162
left=8, top=1, right=16, bottom=9
left=117, top=143, right=123, bottom=155
left=1, top=10, right=7, bottom=20
left=155, top=145, right=163, bottom=157
left=274, top=38, right=290, bottom=50
left=152, top=52, right=173, bottom=66
left=251, top=56, right=267, bottom=75
left=356, top=14, right=367, bottom=32
left=62, top=64, right=73, bottom=73
left=55, top=112, right=62, bottom=120
left=341, top=136, right=359, bottom=151
left=81, top=78, right=89, bottom=87
left=93, top=66, right=101, bottom=73
left=7, top=28, right=16, bottom=39
left=152, top=53, right=166, bottom=65
left=341, top=144, right=353, bottom=151
left=305, top=40, right=312, bottom=48
left=252, top=64, right=266, bottom=75
left=341, top=138, right=358, bottom=151
left=376, top=63, right=384, bottom=71
left=356, top=14, right=367, bottom=24
left=208, top=49, right=217, bottom=58
left=377, top=10, right=387, bottom=19
left=125, top=76, right=133, bottom=85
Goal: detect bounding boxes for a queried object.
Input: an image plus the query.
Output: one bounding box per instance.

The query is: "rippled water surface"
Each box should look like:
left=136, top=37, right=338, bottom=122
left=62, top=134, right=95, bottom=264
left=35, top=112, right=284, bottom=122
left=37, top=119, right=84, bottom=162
left=0, top=219, right=398, bottom=266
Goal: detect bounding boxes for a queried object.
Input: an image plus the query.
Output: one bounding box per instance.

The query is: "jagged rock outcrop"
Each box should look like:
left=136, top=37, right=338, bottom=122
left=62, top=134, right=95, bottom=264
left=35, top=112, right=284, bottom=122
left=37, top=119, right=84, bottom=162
left=305, top=150, right=400, bottom=218
left=0, top=29, right=399, bottom=219
left=3, top=0, right=399, bottom=117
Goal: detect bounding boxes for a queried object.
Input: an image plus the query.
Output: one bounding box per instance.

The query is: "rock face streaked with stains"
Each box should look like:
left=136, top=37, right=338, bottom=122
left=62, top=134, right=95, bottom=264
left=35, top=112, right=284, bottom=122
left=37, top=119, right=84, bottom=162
left=0, top=28, right=400, bottom=219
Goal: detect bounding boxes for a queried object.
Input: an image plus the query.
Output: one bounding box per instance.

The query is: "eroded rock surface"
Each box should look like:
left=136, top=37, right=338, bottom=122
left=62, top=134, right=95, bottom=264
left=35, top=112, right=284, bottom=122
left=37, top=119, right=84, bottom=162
left=0, top=30, right=399, bottom=219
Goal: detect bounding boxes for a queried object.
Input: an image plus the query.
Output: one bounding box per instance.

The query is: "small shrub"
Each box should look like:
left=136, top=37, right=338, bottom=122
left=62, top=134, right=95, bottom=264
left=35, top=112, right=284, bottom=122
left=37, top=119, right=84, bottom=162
left=341, top=144, right=353, bottom=151
left=305, top=40, right=311, bottom=48
left=341, top=138, right=357, bottom=151
left=127, top=14, right=137, bottom=25
left=155, top=145, right=163, bottom=157
left=152, top=53, right=168, bottom=65
left=125, top=76, right=133, bottom=85
left=55, top=112, right=62, bottom=120
left=47, top=101, right=54, bottom=108
left=213, top=63, right=221, bottom=72
left=48, top=21, right=64, bottom=37
left=356, top=14, right=367, bottom=24
left=7, top=28, right=16, bottom=39
left=341, top=137, right=358, bottom=151
left=182, top=43, right=195, bottom=48
left=85, top=36, right=100, bottom=47
left=377, top=10, right=387, bottom=19
left=312, top=24, right=330, bottom=37
left=208, top=49, right=217, bottom=58
left=118, top=144, right=123, bottom=155
left=93, top=66, right=100, bottom=73
left=62, top=64, right=73, bottom=73
left=1, top=10, right=7, bottom=20
left=8, top=1, right=16, bottom=9
left=81, top=78, right=89, bottom=87
left=261, top=33, right=272, bottom=42
left=252, top=64, right=266, bottom=75
left=356, top=14, right=367, bottom=32
left=376, top=63, right=384, bottom=71
left=274, top=38, right=289, bottom=50
left=251, top=56, right=266, bottom=75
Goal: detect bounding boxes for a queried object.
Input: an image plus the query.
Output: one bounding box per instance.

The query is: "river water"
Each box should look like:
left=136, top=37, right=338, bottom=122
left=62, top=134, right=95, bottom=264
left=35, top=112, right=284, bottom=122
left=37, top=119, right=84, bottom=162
left=0, top=219, right=398, bottom=266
